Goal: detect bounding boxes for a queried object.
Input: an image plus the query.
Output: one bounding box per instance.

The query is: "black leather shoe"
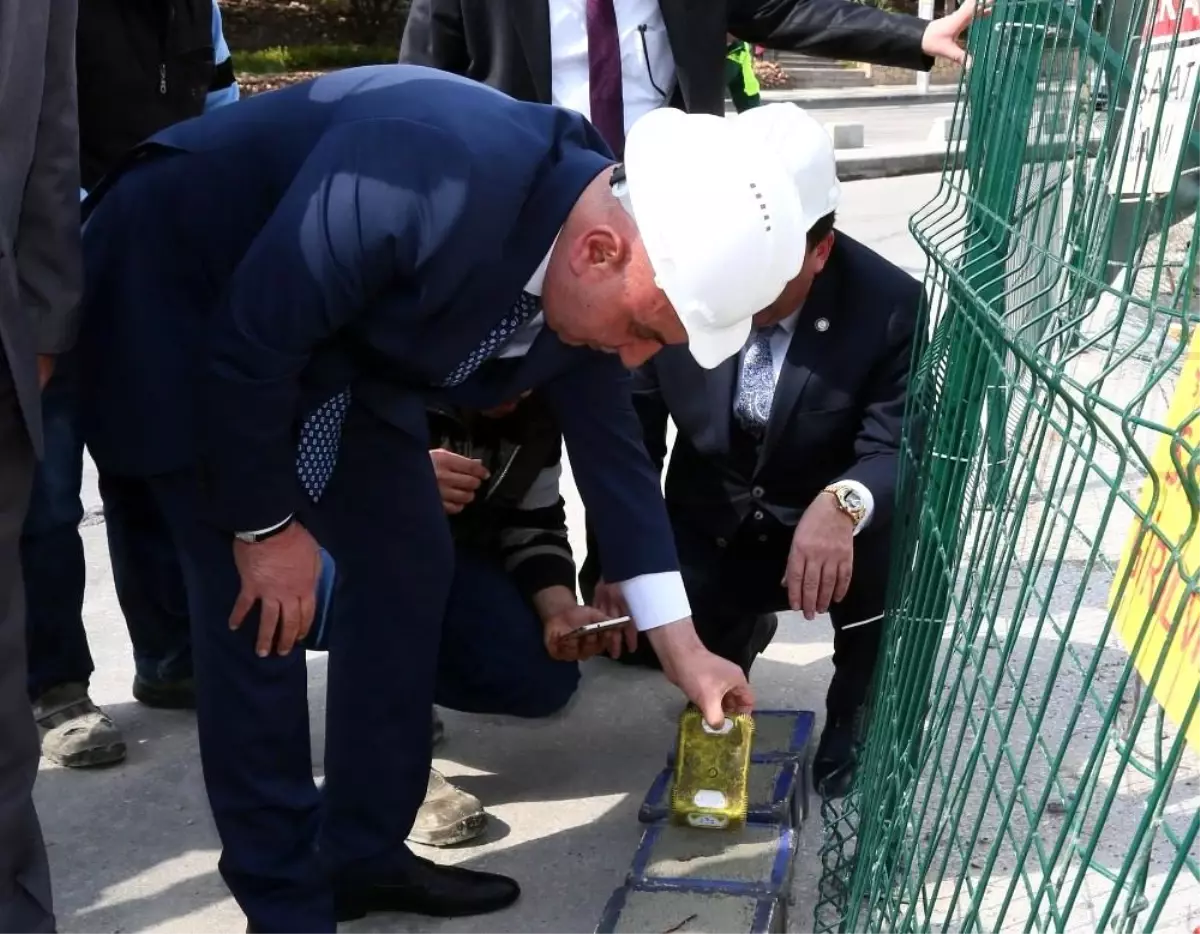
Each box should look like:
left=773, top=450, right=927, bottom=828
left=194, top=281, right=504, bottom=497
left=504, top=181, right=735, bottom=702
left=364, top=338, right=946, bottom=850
left=335, top=856, right=520, bottom=922
left=813, top=709, right=864, bottom=799
left=740, top=614, right=779, bottom=677
left=132, top=674, right=196, bottom=710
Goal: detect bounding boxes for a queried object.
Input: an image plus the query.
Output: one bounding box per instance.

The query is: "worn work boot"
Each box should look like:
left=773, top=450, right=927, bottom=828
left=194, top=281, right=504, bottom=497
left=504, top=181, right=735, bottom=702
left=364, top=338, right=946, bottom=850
left=407, top=770, right=487, bottom=847
left=33, top=682, right=127, bottom=768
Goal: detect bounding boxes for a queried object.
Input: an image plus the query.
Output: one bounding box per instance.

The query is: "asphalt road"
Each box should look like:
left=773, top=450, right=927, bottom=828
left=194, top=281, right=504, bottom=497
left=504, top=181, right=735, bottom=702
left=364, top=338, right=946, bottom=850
left=50, top=172, right=944, bottom=934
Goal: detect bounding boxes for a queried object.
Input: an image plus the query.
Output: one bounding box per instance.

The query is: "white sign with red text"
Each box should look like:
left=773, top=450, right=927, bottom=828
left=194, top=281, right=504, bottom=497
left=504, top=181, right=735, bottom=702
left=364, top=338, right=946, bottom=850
left=1109, top=0, right=1200, bottom=195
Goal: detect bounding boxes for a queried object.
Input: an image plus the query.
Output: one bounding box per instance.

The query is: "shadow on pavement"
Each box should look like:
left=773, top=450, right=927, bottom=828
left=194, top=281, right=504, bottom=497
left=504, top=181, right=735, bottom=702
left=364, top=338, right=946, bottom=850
left=37, top=616, right=834, bottom=932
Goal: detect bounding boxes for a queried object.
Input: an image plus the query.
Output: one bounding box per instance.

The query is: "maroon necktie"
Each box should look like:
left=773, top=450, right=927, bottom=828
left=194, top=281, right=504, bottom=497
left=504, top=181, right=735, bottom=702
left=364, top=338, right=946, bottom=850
left=586, top=0, right=625, bottom=158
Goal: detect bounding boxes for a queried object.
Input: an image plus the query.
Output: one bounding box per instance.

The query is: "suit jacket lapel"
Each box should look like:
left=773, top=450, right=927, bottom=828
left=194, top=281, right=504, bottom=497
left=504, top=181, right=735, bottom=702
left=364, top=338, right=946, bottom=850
left=758, top=274, right=837, bottom=468
left=509, top=4, right=552, bottom=103
left=704, top=356, right=737, bottom=452
left=657, top=0, right=693, bottom=104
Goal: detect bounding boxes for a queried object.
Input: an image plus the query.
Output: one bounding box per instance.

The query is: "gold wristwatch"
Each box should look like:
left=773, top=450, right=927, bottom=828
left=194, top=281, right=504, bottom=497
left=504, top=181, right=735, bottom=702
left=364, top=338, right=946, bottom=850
left=823, top=483, right=867, bottom=528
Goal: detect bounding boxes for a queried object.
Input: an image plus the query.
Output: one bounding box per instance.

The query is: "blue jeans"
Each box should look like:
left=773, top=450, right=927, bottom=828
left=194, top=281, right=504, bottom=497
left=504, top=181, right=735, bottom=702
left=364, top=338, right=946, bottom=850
left=21, top=353, right=191, bottom=700
left=307, top=544, right=578, bottom=719
left=434, top=547, right=580, bottom=719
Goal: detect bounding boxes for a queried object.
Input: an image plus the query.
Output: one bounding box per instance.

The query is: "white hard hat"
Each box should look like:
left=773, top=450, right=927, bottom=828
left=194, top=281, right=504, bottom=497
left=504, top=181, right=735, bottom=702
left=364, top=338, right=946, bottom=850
left=618, top=107, right=813, bottom=369
left=734, top=104, right=841, bottom=223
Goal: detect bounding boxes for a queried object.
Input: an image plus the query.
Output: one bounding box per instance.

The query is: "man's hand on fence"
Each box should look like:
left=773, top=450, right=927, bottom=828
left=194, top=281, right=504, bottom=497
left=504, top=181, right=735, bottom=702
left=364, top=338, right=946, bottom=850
left=921, top=0, right=991, bottom=66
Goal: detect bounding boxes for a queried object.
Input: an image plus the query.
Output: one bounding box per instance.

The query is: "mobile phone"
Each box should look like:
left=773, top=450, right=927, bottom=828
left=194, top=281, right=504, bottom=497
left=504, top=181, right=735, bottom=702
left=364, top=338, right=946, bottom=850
left=561, top=615, right=631, bottom=640
left=301, top=547, right=337, bottom=653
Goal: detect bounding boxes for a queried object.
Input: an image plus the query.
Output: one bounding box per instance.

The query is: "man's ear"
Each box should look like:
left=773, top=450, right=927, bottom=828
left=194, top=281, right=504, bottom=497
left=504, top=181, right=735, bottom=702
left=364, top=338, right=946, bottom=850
left=571, top=226, right=629, bottom=275
left=811, top=231, right=835, bottom=276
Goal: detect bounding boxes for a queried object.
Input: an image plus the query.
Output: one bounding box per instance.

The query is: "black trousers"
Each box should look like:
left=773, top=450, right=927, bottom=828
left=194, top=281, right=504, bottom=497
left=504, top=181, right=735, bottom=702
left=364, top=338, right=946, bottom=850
left=585, top=516, right=889, bottom=718
left=0, top=361, right=54, bottom=933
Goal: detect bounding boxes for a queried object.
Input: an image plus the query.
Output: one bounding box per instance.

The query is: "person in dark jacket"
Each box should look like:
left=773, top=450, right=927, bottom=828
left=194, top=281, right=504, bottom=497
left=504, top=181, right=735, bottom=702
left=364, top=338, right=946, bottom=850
left=587, top=105, right=925, bottom=798
left=23, top=0, right=239, bottom=770
left=399, top=0, right=981, bottom=151
left=413, top=393, right=627, bottom=846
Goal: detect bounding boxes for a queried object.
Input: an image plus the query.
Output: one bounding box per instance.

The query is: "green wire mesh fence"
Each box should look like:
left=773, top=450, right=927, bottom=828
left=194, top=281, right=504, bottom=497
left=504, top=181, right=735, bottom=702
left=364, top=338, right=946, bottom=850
left=814, top=0, right=1200, bottom=928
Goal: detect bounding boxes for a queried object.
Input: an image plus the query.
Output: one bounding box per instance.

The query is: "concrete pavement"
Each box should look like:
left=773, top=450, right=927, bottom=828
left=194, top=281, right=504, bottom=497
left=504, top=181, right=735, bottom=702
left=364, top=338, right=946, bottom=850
left=42, top=172, right=941, bottom=934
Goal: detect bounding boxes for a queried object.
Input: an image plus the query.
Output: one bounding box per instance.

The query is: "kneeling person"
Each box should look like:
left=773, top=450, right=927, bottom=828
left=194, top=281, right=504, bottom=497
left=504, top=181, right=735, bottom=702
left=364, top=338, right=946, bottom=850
left=415, top=393, right=629, bottom=845
left=584, top=105, right=925, bottom=798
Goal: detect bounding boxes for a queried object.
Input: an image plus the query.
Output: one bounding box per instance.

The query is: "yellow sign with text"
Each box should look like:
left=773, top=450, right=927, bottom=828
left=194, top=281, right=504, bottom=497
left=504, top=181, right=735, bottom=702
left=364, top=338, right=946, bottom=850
left=1109, top=328, right=1200, bottom=750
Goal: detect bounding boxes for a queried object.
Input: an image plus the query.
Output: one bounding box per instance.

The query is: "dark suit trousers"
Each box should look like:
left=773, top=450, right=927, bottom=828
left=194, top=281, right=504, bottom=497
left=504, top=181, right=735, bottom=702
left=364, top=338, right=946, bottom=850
left=0, top=362, right=54, bottom=934
left=148, top=402, right=451, bottom=932
left=627, top=516, right=889, bottom=718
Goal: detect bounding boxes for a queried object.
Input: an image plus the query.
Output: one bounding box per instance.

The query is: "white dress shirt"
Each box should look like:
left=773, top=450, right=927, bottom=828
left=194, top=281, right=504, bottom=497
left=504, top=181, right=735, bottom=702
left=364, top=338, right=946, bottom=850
left=514, top=244, right=692, bottom=632
left=548, top=0, right=678, bottom=139
left=735, top=310, right=876, bottom=532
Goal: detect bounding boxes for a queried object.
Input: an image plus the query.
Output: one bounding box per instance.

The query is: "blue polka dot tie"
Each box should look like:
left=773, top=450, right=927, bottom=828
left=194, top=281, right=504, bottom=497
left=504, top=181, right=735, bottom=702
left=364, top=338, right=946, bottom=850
left=296, top=387, right=352, bottom=503
left=440, top=291, right=543, bottom=388
left=733, top=325, right=780, bottom=438
left=294, top=291, right=543, bottom=503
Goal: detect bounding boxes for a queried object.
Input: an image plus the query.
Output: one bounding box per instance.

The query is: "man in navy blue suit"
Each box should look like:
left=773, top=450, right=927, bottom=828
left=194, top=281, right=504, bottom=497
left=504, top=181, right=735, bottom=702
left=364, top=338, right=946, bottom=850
left=76, top=66, right=813, bottom=932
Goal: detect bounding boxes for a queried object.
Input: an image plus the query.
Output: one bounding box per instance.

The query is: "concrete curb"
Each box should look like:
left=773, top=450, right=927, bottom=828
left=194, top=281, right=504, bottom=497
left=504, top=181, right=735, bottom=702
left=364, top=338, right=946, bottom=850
left=835, top=143, right=960, bottom=181
left=834, top=127, right=1105, bottom=181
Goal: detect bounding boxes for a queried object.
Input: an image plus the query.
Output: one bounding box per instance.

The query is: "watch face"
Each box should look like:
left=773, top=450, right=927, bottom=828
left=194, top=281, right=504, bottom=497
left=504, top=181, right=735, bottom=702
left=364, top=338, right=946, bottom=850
left=842, top=489, right=863, bottom=510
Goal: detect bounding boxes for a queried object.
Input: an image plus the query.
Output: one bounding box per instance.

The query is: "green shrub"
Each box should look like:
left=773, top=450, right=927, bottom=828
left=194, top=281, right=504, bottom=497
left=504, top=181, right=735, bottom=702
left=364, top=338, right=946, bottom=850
left=236, top=43, right=394, bottom=75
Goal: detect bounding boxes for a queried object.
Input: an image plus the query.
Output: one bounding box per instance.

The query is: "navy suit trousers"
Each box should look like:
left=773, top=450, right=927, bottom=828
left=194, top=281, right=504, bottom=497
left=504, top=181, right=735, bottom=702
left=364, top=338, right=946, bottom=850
left=148, top=402, right=452, bottom=932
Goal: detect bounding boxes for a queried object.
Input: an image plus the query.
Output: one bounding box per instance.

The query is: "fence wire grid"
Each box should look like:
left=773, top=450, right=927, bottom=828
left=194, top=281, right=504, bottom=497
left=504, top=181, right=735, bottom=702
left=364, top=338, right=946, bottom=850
left=814, top=0, right=1200, bottom=929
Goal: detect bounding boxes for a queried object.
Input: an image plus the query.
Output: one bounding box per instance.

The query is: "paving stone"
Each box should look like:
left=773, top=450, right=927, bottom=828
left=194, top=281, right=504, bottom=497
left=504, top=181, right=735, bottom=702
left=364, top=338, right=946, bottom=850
left=750, top=710, right=816, bottom=761
left=595, top=885, right=785, bottom=933
left=638, top=760, right=801, bottom=827
left=627, top=822, right=797, bottom=899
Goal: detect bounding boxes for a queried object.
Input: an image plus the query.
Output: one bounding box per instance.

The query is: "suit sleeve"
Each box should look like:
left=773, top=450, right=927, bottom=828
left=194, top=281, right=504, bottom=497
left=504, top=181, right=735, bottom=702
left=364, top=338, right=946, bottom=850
left=399, top=0, right=470, bottom=73
left=833, top=283, right=924, bottom=529
left=580, top=358, right=671, bottom=594
left=631, top=359, right=670, bottom=474
left=727, top=0, right=933, bottom=72
left=543, top=353, right=681, bottom=585
left=202, top=119, right=473, bottom=532
left=18, top=0, right=83, bottom=355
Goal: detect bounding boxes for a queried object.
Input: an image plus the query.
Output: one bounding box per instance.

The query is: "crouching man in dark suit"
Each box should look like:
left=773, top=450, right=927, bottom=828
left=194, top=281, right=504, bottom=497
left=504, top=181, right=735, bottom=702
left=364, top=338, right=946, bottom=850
left=585, top=104, right=924, bottom=798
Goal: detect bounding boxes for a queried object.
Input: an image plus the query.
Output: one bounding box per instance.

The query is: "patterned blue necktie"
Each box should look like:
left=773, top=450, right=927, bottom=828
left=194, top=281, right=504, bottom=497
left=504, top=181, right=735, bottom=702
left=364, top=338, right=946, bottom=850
left=733, top=325, right=780, bottom=437
left=294, top=291, right=544, bottom=503
left=296, top=388, right=352, bottom=503
left=440, top=291, right=543, bottom=388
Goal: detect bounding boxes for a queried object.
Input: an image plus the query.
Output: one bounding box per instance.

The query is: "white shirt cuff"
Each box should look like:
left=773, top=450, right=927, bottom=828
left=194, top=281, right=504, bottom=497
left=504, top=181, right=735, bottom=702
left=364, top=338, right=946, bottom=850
left=618, top=571, right=692, bottom=632
left=837, top=480, right=874, bottom=535
left=238, top=514, right=293, bottom=538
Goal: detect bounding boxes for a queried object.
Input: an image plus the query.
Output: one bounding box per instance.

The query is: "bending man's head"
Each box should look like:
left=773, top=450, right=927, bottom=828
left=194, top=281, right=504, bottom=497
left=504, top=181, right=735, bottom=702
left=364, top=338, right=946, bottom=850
left=541, top=109, right=813, bottom=370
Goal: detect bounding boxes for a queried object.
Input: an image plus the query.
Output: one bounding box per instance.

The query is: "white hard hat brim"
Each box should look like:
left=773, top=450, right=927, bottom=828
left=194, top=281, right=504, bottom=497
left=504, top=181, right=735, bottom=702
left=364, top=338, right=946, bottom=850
left=681, top=315, right=754, bottom=370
